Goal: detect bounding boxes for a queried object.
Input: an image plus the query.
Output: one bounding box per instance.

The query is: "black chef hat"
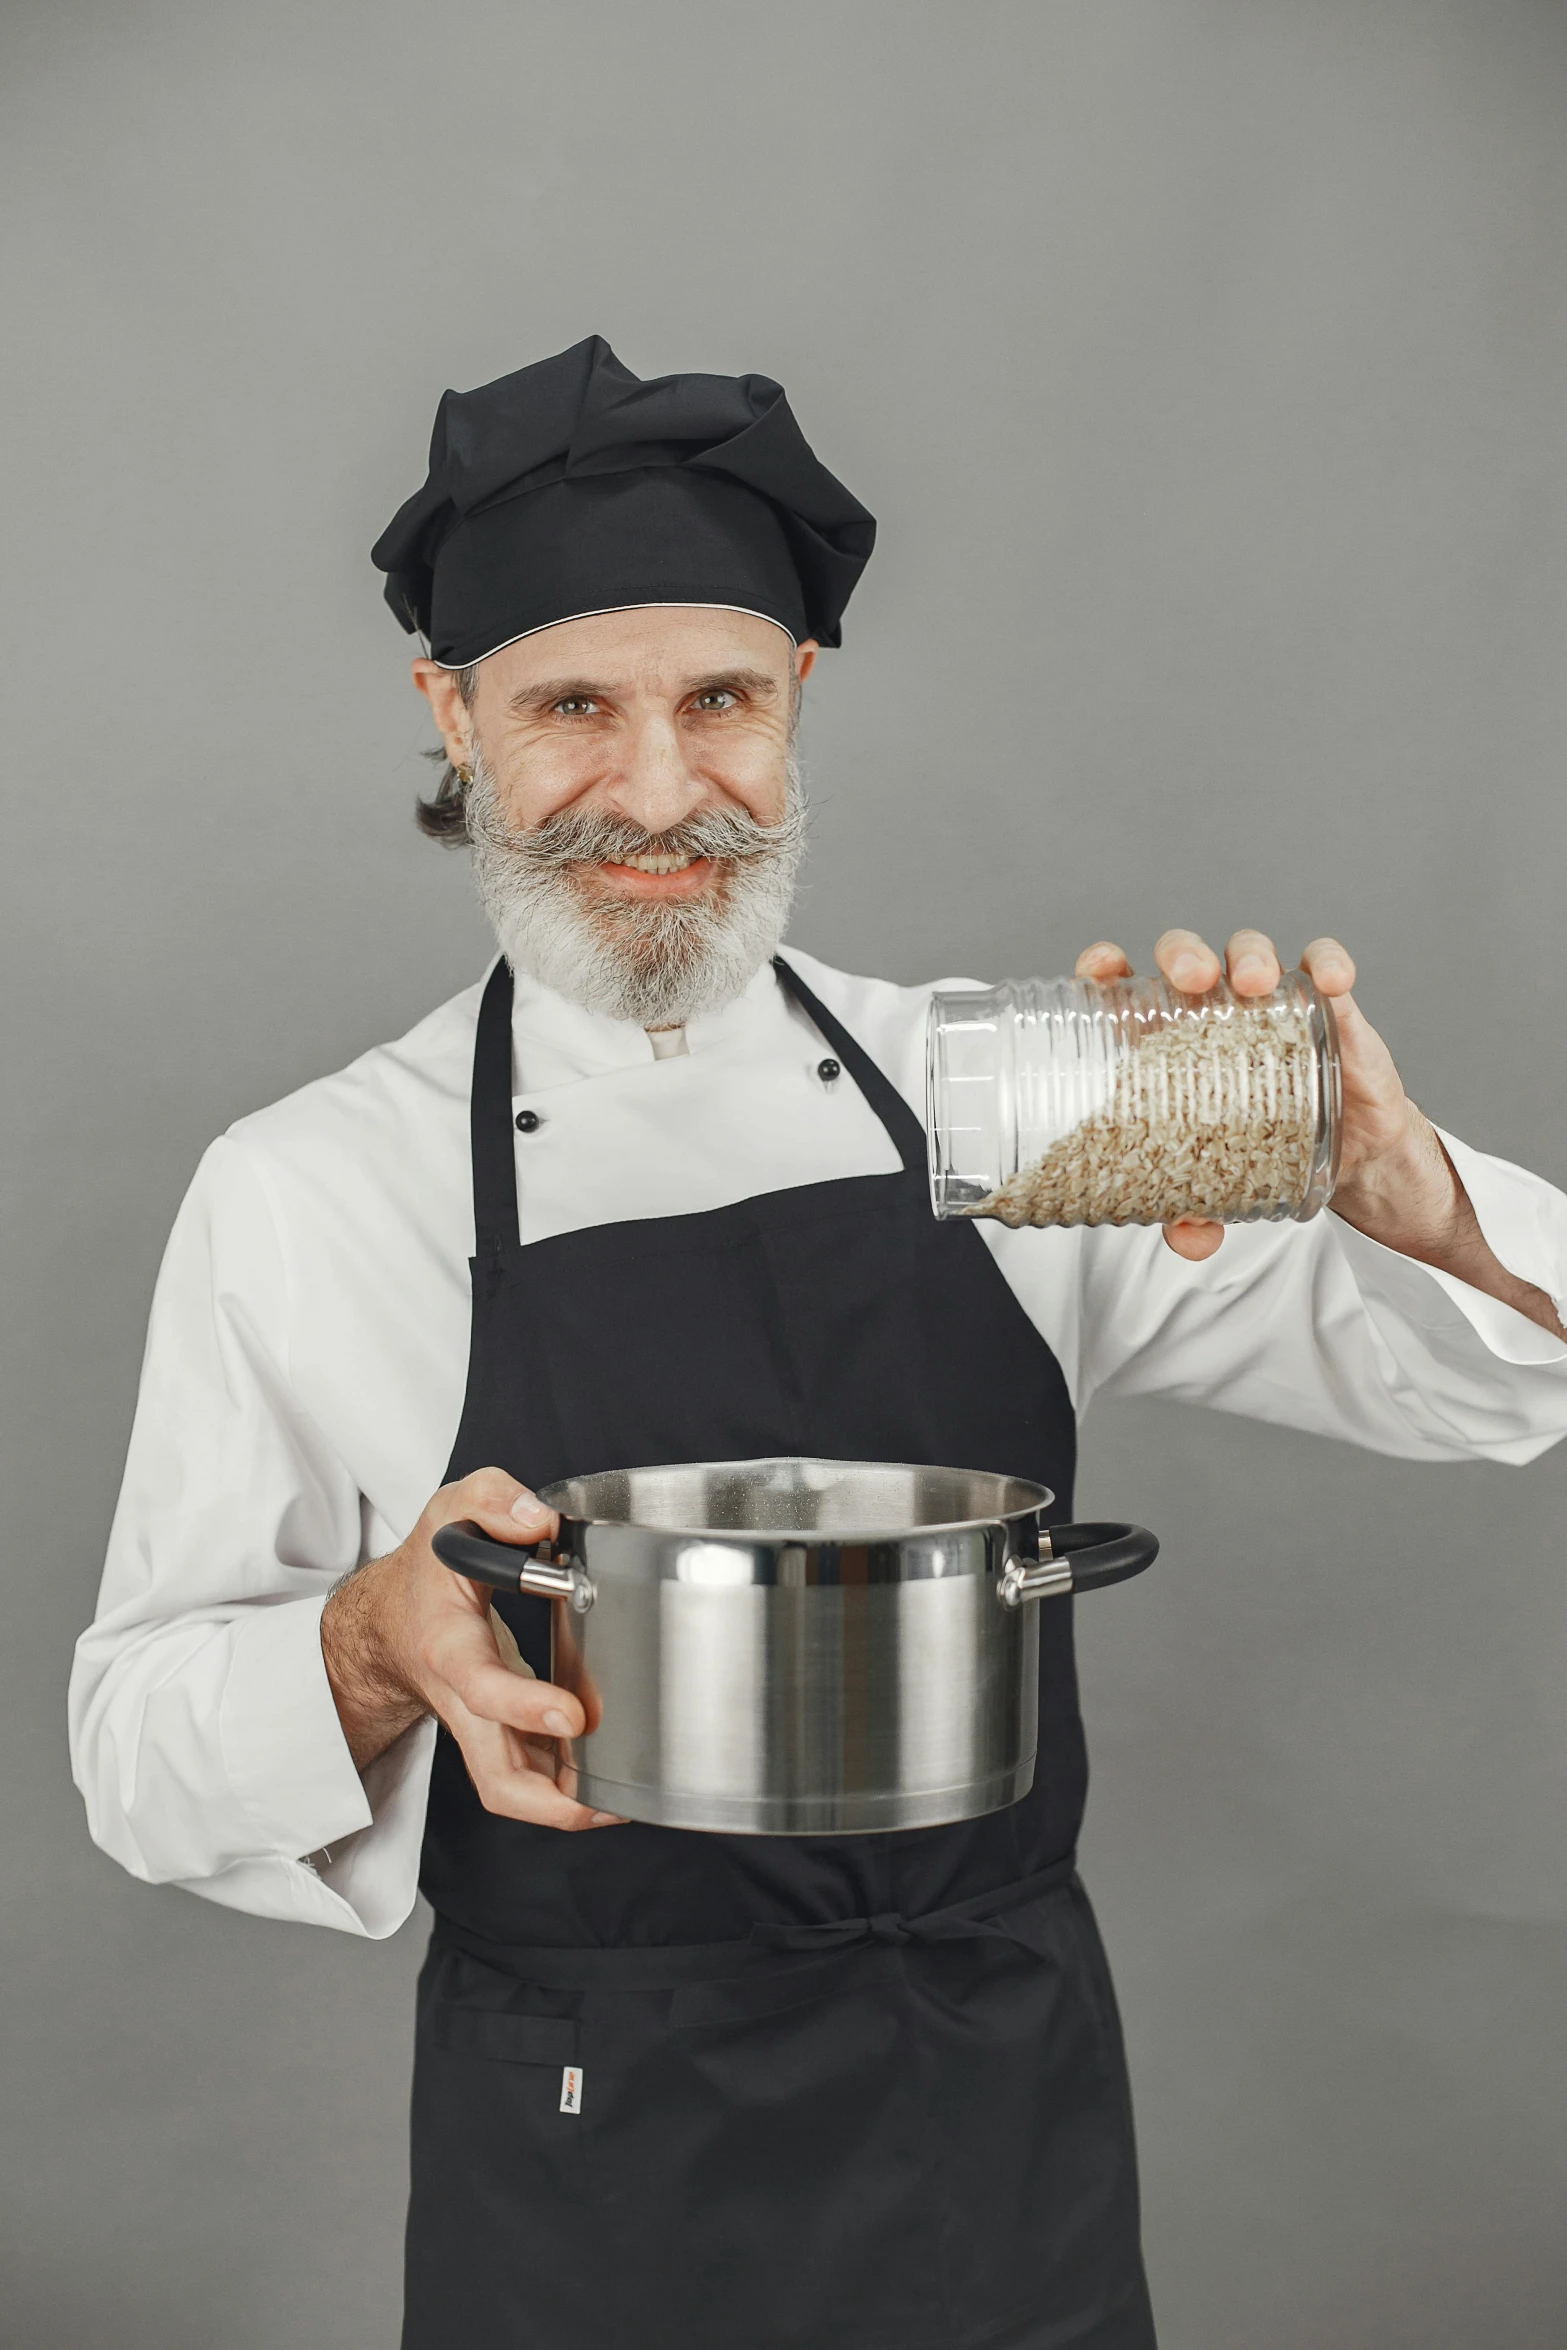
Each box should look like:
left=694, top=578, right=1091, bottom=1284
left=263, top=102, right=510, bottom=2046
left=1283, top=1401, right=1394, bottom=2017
left=371, top=337, right=876, bottom=667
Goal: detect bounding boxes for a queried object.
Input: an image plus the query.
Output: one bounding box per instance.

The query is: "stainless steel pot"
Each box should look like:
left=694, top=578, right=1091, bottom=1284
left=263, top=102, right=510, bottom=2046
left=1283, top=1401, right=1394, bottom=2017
left=433, top=1457, right=1157, bottom=1836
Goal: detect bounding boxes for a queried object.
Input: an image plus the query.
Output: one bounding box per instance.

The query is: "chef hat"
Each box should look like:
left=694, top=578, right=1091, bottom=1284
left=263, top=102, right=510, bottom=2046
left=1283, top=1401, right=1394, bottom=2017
left=371, top=337, right=876, bottom=668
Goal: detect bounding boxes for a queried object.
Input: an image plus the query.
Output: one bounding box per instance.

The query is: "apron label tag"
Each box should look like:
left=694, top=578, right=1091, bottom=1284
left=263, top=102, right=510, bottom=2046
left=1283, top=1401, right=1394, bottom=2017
left=559, top=2065, right=583, bottom=2115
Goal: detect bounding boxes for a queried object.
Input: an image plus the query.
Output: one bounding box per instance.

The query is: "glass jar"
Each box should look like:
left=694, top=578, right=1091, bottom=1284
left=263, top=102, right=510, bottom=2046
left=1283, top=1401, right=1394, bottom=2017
left=927, top=970, right=1341, bottom=1228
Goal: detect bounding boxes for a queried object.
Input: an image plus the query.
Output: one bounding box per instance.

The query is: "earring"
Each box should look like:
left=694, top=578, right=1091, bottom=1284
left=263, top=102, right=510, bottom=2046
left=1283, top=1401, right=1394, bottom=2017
left=455, top=764, right=473, bottom=787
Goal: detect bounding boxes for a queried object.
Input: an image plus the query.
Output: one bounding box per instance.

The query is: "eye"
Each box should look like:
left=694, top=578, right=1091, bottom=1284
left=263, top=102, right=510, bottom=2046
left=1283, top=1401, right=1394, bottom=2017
left=691, top=688, right=739, bottom=713
left=553, top=695, right=599, bottom=718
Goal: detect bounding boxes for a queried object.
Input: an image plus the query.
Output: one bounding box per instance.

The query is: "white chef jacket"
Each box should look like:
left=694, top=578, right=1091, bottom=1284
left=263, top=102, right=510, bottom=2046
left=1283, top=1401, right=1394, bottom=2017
left=69, top=948, right=1567, bottom=1941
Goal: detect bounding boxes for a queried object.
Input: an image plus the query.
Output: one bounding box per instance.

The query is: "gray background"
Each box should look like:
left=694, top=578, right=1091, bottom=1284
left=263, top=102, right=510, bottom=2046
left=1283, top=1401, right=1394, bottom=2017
left=4, top=1, right=1565, bottom=2342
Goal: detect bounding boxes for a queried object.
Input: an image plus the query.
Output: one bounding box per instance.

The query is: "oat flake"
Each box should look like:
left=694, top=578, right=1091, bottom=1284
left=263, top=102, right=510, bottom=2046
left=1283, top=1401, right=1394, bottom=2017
left=964, top=1002, right=1319, bottom=1228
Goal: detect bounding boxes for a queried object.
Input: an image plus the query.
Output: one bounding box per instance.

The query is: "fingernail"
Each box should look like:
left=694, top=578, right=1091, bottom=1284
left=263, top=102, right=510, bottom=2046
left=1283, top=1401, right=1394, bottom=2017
left=1172, top=954, right=1208, bottom=989
left=509, top=1492, right=544, bottom=1524
left=592, top=1812, right=626, bottom=1826
left=543, top=1709, right=572, bottom=1736
left=1233, top=955, right=1269, bottom=987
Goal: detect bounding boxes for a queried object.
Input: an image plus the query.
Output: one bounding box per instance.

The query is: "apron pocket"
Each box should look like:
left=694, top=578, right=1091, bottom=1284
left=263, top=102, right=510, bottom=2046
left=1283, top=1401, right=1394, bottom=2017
left=402, top=1950, right=603, bottom=2350
left=428, top=2005, right=578, bottom=2066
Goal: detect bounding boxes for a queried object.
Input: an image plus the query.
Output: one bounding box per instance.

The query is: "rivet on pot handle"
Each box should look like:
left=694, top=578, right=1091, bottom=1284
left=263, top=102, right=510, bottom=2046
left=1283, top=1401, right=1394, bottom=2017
left=998, top=1521, right=1159, bottom=1607
left=431, top=1521, right=595, bottom=1612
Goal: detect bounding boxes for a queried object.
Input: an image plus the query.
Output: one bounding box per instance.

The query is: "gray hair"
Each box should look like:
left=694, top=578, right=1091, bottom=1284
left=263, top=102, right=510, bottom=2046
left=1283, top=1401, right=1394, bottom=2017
left=414, top=665, right=480, bottom=844
left=466, top=747, right=808, bottom=1026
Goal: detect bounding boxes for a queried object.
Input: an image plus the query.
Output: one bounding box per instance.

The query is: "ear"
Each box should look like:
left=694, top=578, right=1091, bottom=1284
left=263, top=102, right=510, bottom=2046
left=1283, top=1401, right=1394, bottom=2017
left=794, top=639, right=820, bottom=686
left=412, top=660, right=474, bottom=771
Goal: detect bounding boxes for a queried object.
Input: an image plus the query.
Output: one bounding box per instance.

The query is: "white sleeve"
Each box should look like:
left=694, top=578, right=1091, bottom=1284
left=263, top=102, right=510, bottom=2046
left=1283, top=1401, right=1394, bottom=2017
left=68, top=1136, right=429, bottom=1939
left=1073, top=1129, right=1567, bottom=1463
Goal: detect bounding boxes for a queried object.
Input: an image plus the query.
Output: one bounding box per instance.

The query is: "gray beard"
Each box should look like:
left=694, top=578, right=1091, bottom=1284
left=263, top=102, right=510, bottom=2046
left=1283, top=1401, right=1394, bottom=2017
left=466, top=754, right=807, bottom=1027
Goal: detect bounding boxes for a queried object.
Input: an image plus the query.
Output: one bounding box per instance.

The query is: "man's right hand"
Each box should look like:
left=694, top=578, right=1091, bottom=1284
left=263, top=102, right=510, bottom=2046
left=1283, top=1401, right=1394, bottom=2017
left=320, top=1467, right=621, bottom=1831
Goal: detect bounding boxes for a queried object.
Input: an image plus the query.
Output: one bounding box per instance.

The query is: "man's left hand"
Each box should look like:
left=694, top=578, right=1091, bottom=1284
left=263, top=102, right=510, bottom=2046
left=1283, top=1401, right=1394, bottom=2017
left=1074, top=927, right=1565, bottom=1338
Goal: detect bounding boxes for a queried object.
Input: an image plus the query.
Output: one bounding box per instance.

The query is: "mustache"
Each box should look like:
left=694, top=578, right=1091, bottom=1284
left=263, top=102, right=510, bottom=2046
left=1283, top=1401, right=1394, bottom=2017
left=466, top=753, right=808, bottom=1025
left=490, top=795, right=807, bottom=872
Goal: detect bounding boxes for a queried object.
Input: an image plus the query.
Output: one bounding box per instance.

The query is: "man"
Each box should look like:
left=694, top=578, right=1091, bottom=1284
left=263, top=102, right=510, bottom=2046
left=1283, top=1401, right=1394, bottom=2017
left=71, top=338, right=1567, bottom=2349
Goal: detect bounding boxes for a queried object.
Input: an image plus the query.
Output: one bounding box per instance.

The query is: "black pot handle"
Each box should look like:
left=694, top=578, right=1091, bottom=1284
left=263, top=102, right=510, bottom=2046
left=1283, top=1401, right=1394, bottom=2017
left=431, top=1521, right=593, bottom=1610
left=999, top=1520, right=1158, bottom=1606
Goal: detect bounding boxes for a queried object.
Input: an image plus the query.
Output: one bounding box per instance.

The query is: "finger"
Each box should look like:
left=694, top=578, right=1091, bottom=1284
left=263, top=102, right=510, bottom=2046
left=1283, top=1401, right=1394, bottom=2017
left=1300, top=936, right=1357, bottom=997
left=1162, top=1217, right=1226, bottom=1260
left=1224, top=928, right=1280, bottom=997
left=519, top=1732, right=623, bottom=1826
left=424, top=1472, right=560, bottom=1615
left=456, top=1714, right=616, bottom=1831
left=1153, top=929, right=1222, bottom=994
left=546, top=1745, right=624, bottom=1820
left=438, top=1635, right=587, bottom=1741
left=1075, top=941, right=1135, bottom=981
left=571, top=1668, right=605, bottom=1738
left=461, top=1662, right=586, bottom=1743
left=489, top=1610, right=537, bottom=1678
left=436, top=1466, right=559, bottom=1542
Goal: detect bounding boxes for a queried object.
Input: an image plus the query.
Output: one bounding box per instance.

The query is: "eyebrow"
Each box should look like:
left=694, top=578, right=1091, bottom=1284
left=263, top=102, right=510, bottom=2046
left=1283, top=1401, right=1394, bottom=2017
left=686, top=668, right=780, bottom=700
left=506, top=667, right=781, bottom=716
left=506, top=677, right=609, bottom=715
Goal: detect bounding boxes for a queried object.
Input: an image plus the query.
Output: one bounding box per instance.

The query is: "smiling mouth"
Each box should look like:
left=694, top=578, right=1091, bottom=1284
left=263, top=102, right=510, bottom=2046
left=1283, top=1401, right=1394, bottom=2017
left=610, top=850, right=701, bottom=875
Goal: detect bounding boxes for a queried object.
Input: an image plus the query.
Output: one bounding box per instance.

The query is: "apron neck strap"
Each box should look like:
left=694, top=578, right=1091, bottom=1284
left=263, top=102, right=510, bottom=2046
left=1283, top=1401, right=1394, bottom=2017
left=773, top=957, right=928, bottom=1176
left=471, top=957, right=520, bottom=1247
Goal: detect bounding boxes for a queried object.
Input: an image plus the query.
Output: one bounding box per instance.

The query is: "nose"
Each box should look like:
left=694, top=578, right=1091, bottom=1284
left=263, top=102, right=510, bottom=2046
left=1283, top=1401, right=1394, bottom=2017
left=608, top=711, right=707, bottom=836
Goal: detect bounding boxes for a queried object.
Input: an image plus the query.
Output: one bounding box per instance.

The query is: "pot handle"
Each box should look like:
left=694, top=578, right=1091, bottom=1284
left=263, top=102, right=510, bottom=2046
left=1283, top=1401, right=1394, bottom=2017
left=999, top=1521, right=1158, bottom=1608
left=431, top=1521, right=594, bottom=1612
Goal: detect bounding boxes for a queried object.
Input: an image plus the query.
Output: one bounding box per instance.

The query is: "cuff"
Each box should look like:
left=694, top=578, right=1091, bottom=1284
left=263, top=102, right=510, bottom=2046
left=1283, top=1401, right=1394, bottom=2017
left=311, top=1714, right=436, bottom=1939
left=219, top=1594, right=374, bottom=1861
left=1331, top=1129, right=1567, bottom=1368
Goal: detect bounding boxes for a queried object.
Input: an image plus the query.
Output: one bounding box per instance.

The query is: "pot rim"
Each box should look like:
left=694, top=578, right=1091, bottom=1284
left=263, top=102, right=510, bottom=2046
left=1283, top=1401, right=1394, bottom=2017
left=535, top=1455, right=1057, bottom=1545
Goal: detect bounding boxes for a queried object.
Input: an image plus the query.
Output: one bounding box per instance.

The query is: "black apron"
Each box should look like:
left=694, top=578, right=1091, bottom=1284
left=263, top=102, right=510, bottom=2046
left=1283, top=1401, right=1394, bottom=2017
left=403, top=958, right=1155, bottom=2350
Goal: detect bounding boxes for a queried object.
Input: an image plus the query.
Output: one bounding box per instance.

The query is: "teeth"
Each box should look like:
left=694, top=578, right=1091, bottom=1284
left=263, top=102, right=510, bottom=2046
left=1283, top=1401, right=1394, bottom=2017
left=617, top=851, right=698, bottom=875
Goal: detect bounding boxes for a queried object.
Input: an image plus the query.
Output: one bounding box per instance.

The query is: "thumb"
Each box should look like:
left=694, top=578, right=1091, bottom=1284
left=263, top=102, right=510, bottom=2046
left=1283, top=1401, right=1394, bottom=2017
left=1163, top=1217, right=1226, bottom=1261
